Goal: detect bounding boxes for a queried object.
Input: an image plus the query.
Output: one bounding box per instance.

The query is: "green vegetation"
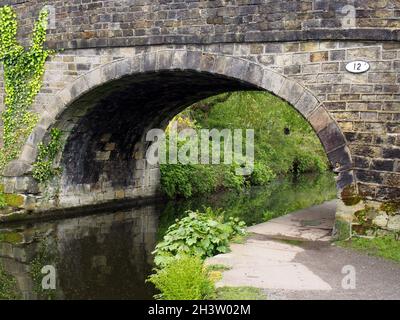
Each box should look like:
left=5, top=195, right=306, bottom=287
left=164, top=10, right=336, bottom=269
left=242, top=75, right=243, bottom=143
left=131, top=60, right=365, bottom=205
left=0, top=192, right=6, bottom=209
left=148, top=207, right=249, bottom=300
left=0, top=231, right=23, bottom=244
left=158, top=173, right=336, bottom=237
left=160, top=92, right=329, bottom=199
left=338, top=235, right=400, bottom=263
left=32, top=128, right=63, bottom=183
left=0, top=6, right=53, bottom=172
left=206, top=264, right=232, bottom=272
left=216, top=286, right=266, bottom=300
left=0, top=262, right=19, bottom=300
left=153, top=208, right=246, bottom=267
left=152, top=111, right=335, bottom=300
left=147, top=256, right=215, bottom=300
left=30, top=239, right=58, bottom=300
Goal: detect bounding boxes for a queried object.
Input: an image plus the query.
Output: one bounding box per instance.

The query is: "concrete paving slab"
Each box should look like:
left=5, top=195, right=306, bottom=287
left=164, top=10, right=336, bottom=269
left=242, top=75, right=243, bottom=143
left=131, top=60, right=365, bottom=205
left=205, top=200, right=400, bottom=300
left=248, top=200, right=337, bottom=241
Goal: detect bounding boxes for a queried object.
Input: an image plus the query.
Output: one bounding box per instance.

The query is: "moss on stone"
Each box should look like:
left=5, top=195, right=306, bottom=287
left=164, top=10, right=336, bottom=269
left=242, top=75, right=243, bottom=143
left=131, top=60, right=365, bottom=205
left=0, top=211, right=30, bottom=223
left=0, top=231, right=23, bottom=244
left=380, top=202, right=400, bottom=216
left=4, top=194, right=24, bottom=208
left=333, top=219, right=351, bottom=241
left=341, top=185, right=362, bottom=206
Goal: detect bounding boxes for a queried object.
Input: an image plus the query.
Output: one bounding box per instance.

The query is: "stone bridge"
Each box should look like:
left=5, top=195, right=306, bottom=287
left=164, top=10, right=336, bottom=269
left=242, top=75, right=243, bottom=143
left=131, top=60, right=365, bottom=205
left=0, top=0, right=399, bottom=236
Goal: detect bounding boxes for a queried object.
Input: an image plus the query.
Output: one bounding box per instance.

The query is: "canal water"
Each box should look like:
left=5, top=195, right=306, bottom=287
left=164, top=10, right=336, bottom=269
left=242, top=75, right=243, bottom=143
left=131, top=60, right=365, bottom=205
left=0, top=173, right=336, bottom=300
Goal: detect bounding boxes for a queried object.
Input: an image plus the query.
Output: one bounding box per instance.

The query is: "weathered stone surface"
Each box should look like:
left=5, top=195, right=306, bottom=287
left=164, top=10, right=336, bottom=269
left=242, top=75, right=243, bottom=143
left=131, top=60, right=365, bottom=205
left=319, top=123, right=347, bottom=153
left=387, top=216, right=400, bottom=231
left=0, top=1, right=398, bottom=232
left=3, top=161, right=32, bottom=177
left=295, top=92, right=319, bottom=118
left=279, top=79, right=304, bottom=106
left=9, top=0, right=399, bottom=50
left=373, top=213, right=389, bottom=228
left=308, top=107, right=333, bottom=133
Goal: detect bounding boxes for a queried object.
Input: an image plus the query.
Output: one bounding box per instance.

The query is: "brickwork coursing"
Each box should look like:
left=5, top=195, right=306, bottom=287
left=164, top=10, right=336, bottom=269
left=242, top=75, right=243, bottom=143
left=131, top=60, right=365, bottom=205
left=0, top=1, right=399, bottom=234
left=0, top=0, right=399, bottom=48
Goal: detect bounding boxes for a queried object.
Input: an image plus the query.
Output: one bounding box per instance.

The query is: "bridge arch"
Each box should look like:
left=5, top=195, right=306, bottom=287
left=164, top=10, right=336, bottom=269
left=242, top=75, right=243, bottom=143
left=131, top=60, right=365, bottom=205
left=4, top=49, right=353, bottom=210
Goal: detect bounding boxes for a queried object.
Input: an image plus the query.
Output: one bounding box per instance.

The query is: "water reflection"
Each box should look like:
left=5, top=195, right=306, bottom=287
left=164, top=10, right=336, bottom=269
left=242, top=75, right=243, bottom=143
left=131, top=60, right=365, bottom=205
left=0, top=173, right=336, bottom=300
left=0, top=205, right=159, bottom=300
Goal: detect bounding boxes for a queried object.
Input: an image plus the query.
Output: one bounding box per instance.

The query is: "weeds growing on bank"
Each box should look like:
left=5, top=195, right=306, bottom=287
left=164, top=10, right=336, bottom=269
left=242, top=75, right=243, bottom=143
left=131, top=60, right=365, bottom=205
left=337, top=235, right=400, bottom=263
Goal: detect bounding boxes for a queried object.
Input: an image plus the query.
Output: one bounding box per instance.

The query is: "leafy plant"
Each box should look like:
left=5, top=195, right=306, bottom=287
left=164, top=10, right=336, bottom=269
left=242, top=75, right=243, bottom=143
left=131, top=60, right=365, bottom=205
left=32, top=128, right=63, bottom=183
left=0, top=262, right=19, bottom=300
left=250, top=162, right=275, bottom=186
left=147, top=255, right=215, bottom=300
left=153, top=208, right=246, bottom=267
left=0, top=6, right=53, bottom=172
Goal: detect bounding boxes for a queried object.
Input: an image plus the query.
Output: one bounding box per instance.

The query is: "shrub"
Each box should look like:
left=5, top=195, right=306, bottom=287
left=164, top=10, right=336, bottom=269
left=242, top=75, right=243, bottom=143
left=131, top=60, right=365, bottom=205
left=153, top=208, right=246, bottom=267
left=250, top=163, right=275, bottom=186
left=190, top=165, right=219, bottom=195
left=160, top=164, right=193, bottom=198
left=221, top=165, right=247, bottom=191
left=147, top=256, right=215, bottom=300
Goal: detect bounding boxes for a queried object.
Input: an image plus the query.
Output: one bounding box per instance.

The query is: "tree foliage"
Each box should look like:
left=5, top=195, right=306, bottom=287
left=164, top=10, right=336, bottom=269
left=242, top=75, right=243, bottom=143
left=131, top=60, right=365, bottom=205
left=160, top=91, right=329, bottom=198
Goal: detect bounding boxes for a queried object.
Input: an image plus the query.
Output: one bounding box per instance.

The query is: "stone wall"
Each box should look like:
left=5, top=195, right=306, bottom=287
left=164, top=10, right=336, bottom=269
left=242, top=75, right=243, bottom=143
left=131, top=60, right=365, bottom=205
left=0, top=0, right=399, bottom=236
left=0, top=0, right=399, bottom=48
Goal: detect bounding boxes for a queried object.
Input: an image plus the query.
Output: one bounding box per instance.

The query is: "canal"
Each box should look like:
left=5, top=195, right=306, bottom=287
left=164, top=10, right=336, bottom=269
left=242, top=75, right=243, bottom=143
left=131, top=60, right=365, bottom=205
left=0, top=173, right=336, bottom=300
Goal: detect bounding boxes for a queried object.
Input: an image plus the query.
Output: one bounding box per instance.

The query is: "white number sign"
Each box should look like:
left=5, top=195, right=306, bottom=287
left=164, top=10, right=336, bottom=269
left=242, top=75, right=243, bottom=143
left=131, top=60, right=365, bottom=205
left=345, top=61, right=370, bottom=74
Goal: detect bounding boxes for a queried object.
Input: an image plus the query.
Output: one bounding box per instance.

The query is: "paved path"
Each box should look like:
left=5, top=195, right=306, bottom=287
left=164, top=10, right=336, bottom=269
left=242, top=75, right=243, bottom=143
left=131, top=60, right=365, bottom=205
left=206, top=200, right=400, bottom=300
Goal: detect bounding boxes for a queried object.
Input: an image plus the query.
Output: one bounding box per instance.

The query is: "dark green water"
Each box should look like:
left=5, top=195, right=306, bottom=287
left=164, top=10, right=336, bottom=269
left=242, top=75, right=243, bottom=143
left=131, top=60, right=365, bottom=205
left=0, top=173, right=335, bottom=300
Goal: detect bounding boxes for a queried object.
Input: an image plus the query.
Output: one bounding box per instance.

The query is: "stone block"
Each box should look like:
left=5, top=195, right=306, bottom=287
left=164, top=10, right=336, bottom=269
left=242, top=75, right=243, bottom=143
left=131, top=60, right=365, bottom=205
left=295, top=92, right=319, bottom=118
left=225, top=58, right=248, bottom=79
left=310, top=51, right=328, bottom=62
left=243, top=63, right=264, bottom=85
left=278, top=79, right=304, bottom=106
left=327, top=146, right=353, bottom=172
left=262, top=70, right=285, bottom=95
left=387, top=215, right=400, bottom=231
left=186, top=51, right=202, bottom=71
left=95, top=151, right=111, bottom=161
left=157, top=50, right=174, bottom=70
left=171, top=50, right=187, bottom=70
left=319, top=122, right=346, bottom=153
left=3, top=161, right=32, bottom=177
left=373, top=213, right=389, bottom=228
left=347, top=47, right=380, bottom=60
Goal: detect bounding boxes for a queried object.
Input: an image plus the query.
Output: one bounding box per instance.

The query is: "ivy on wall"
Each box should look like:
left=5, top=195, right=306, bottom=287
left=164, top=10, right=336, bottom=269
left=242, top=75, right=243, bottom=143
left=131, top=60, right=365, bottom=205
left=0, top=5, right=53, bottom=172
left=32, top=128, right=62, bottom=183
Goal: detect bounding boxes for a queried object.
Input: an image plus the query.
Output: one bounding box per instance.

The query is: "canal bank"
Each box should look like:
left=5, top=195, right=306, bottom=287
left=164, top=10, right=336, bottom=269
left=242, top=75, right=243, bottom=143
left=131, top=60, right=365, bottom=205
left=0, top=173, right=336, bottom=299
left=206, top=200, right=400, bottom=300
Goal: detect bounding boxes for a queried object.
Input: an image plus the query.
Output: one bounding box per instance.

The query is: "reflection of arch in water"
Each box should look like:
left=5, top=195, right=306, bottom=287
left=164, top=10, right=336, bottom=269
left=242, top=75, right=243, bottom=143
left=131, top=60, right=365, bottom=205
left=0, top=203, right=160, bottom=299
